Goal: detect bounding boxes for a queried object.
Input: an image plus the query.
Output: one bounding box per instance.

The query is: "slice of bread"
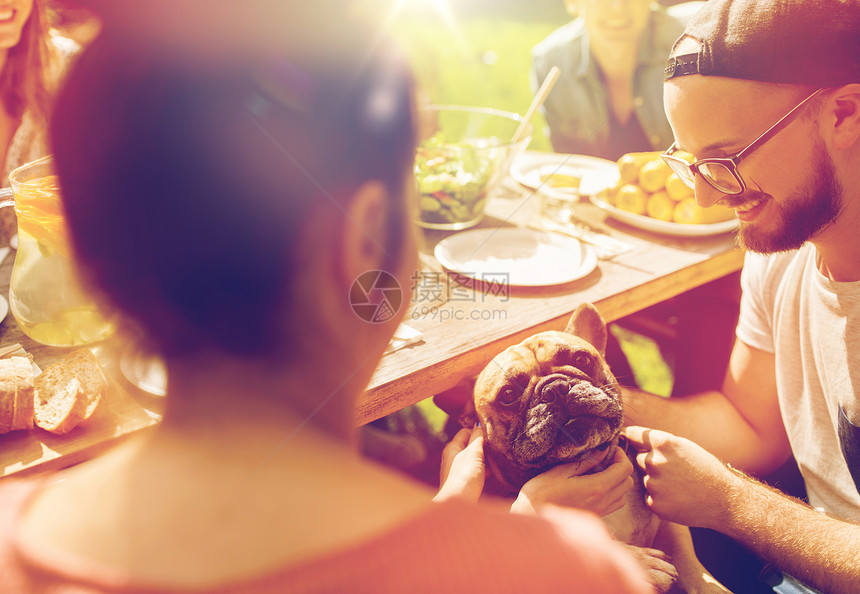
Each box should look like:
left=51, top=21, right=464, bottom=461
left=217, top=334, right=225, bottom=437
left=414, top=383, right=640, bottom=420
left=0, top=359, right=18, bottom=434
left=34, top=363, right=88, bottom=435
left=62, top=349, right=107, bottom=421
left=10, top=356, right=34, bottom=431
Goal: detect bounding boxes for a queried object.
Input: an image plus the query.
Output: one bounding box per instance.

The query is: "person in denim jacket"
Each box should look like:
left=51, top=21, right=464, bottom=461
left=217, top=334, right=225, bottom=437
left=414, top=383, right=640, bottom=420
left=532, top=1, right=702, bottom=160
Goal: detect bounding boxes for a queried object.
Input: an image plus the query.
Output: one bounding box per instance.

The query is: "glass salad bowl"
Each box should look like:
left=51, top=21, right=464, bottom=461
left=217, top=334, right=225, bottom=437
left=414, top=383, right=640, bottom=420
left=414, top=105, right=532, bottom=230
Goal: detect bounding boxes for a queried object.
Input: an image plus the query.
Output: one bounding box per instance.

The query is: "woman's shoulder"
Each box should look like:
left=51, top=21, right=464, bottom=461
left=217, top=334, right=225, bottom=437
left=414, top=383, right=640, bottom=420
left=0, top=475, right=649, bottom=593
left=48, top=32, right=82, bottom=71
left=0, top=477, right=43, bottom=515
left=649, top=3, right=703, bottom=48
left=256, top=499, right=650, bottom=593
left=49, top=32, right=81, bottom=56
left=665, top=1, right=707, bottom=26
left=398, top=499, right=649, bottom=586
left=532, top=19, right=585, bottom=63
left=0, top=478, right=48, bottom=589
left=38, top=31, right=83, bottom=90
left=445, top=498, right=627, bottom=560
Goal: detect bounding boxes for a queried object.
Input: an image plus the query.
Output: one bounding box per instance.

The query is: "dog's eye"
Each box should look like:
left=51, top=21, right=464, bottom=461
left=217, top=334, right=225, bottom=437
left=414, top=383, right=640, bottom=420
left=497, top=387, right=520, bottom=407
left=574, top=353, right=592, bottom=369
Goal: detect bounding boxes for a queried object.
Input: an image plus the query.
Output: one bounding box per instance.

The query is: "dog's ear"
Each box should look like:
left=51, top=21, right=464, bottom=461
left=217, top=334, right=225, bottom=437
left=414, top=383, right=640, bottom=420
left=458, top=396, right=478, bottom=429
left=433, top=379, right=477, bottom=428
left=564, top=302, right=608, bottom=356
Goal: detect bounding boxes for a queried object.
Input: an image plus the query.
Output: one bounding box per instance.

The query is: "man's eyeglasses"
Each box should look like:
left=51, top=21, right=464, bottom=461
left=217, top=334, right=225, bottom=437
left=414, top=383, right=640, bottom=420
left=662, top=88, right=827, bottom=195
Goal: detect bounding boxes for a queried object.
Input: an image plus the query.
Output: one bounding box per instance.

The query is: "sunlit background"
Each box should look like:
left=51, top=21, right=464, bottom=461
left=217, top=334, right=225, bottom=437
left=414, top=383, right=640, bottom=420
left=353, top=0, right=678, bottom=395
left=359, top=0, right=680, bottom=394
left=355, top=0, right=570, bottom=151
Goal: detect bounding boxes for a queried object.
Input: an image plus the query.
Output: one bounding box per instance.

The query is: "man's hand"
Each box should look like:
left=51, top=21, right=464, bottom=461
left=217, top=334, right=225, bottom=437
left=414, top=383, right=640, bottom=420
left=624, top=426, right=744, bottom=530
left=511, top=445, right=634, bottom=516
left=434, top=426, right=485, bottom=503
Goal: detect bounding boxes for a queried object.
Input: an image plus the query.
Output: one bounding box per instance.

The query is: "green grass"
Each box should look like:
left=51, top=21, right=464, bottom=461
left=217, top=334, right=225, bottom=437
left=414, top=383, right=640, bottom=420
left=610, top=325, right=673, bottom=397
left=390, top=13, right=563, bottom=152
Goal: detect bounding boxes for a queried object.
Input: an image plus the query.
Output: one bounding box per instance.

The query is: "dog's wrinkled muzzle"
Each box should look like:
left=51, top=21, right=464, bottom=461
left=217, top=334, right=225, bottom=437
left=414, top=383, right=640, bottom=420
left=531, top=373, right=620, bottom=449
left=536, top=373, right=612, bottom=410
left=535, top=374, right=576, bottom=403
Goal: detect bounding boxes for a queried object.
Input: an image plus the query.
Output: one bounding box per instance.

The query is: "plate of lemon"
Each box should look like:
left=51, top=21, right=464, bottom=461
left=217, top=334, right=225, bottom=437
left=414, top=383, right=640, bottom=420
left=589, top=151, right=738, bottom=237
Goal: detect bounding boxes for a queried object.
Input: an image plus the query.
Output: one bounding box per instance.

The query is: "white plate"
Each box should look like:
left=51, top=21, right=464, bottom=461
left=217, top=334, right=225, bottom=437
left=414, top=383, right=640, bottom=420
left=589, top=195, right=739, bottom=237
left=511, top=152, right=621, bottom=196
left=434, top=228, right=597, bottom=287
left=120, top=343, right=167, bottom=396
left=0, top=294, right=7, bottom=325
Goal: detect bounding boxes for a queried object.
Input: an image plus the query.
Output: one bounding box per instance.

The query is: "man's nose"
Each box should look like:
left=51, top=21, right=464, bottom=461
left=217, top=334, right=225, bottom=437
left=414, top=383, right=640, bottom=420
left=694, top=176, right=725, bottom=209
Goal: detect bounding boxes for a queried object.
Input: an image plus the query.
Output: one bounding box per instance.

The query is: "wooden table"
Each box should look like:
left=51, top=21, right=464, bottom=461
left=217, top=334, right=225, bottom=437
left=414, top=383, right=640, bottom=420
left=0, top=249, right=163, bottom=478
left=0, top=168, right=744, bottom=477
left=356, top=175, right=744, bottom=425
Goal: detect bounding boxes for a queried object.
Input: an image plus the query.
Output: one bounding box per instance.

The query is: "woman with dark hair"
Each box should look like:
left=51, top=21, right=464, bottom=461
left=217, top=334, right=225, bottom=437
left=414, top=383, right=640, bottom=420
left=0, top=7, right=650, bottom=592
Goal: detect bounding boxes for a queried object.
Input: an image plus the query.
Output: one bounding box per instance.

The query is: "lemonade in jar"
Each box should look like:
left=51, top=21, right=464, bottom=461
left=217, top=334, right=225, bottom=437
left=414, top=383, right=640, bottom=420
left=1, top=156, right=115, bottom=346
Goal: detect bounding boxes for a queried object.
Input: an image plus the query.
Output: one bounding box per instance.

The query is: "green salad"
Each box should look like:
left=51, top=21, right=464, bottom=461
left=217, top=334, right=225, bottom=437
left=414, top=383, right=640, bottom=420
left=414, top=133, right=499, bottom=227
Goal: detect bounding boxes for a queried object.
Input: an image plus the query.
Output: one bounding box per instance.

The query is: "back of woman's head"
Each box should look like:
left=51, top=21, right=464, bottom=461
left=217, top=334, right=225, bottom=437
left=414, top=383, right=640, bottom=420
left=50, top=20, right=416, bottom=360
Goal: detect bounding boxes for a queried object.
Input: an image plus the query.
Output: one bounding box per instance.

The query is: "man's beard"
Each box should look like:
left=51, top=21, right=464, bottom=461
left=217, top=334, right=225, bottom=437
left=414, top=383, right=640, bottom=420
left=732, top=144, right=842, bottom=254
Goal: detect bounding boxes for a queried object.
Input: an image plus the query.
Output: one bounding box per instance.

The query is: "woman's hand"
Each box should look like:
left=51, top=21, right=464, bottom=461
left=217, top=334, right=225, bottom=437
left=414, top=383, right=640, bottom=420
left=434, top=425, right=485, bottom=503
left=510, top=445, right=634, bottom=516
left=624, top=426, right=744, bottom=530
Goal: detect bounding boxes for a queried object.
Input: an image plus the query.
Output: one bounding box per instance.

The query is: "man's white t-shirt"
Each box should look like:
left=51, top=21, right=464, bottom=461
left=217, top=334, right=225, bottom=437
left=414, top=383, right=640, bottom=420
left=737, top=243, right=860, bottom=521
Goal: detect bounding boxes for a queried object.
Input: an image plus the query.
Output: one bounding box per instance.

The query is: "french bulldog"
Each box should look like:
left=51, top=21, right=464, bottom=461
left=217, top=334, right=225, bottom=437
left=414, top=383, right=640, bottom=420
left=460, top=302, right=658, bottom=547
left=454, top=302, right=731, bottom=592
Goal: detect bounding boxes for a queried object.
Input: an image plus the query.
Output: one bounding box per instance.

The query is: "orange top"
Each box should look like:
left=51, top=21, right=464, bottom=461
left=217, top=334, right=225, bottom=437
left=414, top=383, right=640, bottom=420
left=1, top=478, right=651, bottom=593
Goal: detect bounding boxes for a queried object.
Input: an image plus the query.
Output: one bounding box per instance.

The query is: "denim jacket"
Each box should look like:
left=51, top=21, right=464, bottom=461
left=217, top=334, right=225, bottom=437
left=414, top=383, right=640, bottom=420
left=531, top=4, right=701, bottom=158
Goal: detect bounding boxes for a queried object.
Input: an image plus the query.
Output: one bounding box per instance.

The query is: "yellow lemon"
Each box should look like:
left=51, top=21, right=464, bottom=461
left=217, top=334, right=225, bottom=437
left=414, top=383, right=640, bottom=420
left=617, top=151, right=661, bottom=185
left=646, top=191, right=675, bottom=222
left=638, top=158, right=672, bottom=193
left=672, top=198, right=702, bottom=224
left=12, top=175, right=70, bottom=257
left=597, top=181, right=620, bottom=206
left=615, top=184, right=647, bottom=215
left=25, top=322, right=74, bottom=347
left=59, top=308, right=117, bottom=344
left=665, top=172, right=694, bottom=201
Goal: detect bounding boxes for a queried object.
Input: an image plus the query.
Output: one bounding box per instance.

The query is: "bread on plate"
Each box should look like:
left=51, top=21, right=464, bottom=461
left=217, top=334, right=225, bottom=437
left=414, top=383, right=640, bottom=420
left=34, top=363, right=88, bottom=435
left=0, top=356, right=35, bottom=434
left=0, top=348, right=109, bottom=436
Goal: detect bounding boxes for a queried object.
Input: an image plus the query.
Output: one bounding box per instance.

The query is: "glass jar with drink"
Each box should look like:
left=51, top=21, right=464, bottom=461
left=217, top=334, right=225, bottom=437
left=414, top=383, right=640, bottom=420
left=0, top=155, right=115, bottom=346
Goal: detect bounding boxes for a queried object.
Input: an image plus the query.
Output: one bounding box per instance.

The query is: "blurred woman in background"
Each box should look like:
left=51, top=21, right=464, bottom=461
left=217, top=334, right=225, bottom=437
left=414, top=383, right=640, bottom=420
left=0, top=0, right=83, bottom=177
left=0, top=0, right=84, bottom=243
left=532, top=0, right=702, bottom=160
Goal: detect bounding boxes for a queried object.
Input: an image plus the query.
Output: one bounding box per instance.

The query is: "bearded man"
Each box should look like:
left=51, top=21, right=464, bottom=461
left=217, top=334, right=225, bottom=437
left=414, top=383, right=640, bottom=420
left=623, top=1, right=860, bottom=592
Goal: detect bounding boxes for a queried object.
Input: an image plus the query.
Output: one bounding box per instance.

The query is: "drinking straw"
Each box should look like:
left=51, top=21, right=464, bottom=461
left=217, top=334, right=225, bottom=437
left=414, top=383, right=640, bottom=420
left=512, top=65, right=560, bottom=145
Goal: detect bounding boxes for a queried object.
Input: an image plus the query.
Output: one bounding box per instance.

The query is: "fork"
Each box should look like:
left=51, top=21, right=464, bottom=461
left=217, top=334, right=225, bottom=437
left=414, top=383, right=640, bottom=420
left=528, top=219, right=634, bottom=260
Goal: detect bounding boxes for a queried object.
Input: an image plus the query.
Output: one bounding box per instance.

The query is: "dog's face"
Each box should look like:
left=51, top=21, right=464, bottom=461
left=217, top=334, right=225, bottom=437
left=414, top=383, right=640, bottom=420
left=466, top=304, right=622, bottom=493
